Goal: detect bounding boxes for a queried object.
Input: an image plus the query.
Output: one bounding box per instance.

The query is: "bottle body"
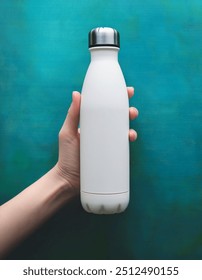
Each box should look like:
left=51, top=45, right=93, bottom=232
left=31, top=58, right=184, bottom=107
left=80, top=47, right=129, bottom=214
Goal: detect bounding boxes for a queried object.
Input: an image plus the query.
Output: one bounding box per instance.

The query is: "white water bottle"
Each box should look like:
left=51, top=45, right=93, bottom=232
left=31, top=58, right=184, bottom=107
left=80, top=27, right=129, bottom=214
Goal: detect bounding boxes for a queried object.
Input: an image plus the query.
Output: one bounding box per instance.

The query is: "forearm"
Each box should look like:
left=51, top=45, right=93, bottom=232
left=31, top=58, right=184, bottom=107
left=0, top=167, right=75, bottom=258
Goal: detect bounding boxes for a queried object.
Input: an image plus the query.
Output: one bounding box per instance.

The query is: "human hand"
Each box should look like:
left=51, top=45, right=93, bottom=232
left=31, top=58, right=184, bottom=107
left=54, top=87, right=138, bottom=195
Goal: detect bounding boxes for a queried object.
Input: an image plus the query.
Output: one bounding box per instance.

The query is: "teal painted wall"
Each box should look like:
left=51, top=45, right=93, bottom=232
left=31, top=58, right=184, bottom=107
left=0, top=0, right=202, bottom=259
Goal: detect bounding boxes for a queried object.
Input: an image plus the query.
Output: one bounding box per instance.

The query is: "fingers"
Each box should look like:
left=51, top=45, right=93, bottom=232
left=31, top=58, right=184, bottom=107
left=63, top=91, right=81, bottom=136
left=127, top=87, right=134, bottom=99
left=127, top=86, right=138, bottom=141
left=129, top=107, right=138, bottom=120
left=129, top=129, right=137, bottom=142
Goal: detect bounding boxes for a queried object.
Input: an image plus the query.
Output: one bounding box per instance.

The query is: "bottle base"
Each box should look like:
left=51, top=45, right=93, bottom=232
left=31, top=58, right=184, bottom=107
left=81, top=191, right=129, bottom=214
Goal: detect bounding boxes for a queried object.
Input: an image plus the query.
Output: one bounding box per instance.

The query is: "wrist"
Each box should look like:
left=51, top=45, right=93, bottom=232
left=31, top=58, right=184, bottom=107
left=51, top=164, right=79, bottom=199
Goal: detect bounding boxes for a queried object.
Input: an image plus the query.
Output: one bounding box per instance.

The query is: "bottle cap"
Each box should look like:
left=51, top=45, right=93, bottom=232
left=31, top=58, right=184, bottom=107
left=89, top=27, right=120, bottom=48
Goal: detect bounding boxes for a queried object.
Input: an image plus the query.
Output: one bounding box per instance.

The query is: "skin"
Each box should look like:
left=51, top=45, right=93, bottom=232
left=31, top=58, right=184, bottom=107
left=0, top=87, right=138, bottom=258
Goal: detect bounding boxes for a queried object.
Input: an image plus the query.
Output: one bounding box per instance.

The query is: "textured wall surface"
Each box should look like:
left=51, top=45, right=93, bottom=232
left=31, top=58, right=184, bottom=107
left=0, top=0, right=202, bottom=259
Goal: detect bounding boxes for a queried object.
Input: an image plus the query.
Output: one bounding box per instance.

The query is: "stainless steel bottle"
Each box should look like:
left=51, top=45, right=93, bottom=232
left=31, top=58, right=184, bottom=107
left=80, top=27, right=129, bottom=214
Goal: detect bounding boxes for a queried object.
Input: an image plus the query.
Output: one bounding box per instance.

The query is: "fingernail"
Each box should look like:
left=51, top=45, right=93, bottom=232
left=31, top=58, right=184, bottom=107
left=72, top=91, right=80, bottom=100
left=72, top=91, right=77, bottom=100
left=128, top=86, right=134, bottom=92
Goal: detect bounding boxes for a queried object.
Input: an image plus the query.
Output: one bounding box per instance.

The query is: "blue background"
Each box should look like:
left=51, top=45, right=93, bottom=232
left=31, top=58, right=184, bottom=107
left=0, top=0, right=202, bottom=259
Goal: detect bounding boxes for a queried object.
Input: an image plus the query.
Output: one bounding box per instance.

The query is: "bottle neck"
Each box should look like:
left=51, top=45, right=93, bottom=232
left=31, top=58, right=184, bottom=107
left=89, top=47, right=119, bottom=61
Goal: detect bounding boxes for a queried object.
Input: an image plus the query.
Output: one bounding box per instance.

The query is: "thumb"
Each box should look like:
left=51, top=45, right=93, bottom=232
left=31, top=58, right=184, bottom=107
left=63, top=91, right=81, bottom=136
